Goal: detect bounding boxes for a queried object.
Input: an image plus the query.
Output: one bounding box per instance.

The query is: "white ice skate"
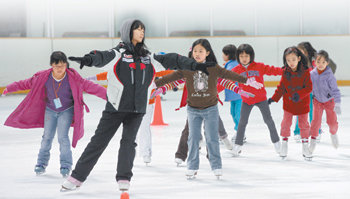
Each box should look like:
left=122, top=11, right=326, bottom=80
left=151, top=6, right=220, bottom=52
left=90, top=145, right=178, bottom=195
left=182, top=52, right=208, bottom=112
left=331, top=134, right=339, bottom=149
left=222, top=137, right=233, bottom=150
left=118, top=180, right=130, bottom=191
left=302, top=142, right=313, bottom=161
left=309, top=138, right=317, bottom=154
left=60, top=176, right=82, bottom=192
left=143, top=155, right=151, bottom=165
left=294, top=134, right=301, bottom=143
left=213, top=169, right=222, bottom=180
left=186, top=170, right=197, bottom=180
left=273, top=141, right=281, bottom=155
left=316, top=132, right=322, bottom=143
left=231, top=134, right=247, bottom=144
left=175, top=158, right=184, bottom=167
left=231, top=144, right=242, bottom=157
left=280, top=140, right=288, bottom=160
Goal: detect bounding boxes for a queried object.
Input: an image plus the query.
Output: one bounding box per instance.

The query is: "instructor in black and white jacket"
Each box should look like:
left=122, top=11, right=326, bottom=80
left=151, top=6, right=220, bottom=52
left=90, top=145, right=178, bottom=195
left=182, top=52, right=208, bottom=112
left=61, top=19, right=214, bottom=192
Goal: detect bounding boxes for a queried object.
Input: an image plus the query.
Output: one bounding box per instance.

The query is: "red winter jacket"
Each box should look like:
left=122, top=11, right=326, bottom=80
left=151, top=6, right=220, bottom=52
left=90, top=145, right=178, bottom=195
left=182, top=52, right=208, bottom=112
left=271, top=67, right=312, bottom=115
left=232, top=62, right=282, bottom=105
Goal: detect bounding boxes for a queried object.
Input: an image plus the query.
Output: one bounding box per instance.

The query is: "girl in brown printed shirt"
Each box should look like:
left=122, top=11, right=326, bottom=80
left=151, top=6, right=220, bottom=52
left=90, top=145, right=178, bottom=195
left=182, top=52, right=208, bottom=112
left=155, top=39, right=257, bottom=179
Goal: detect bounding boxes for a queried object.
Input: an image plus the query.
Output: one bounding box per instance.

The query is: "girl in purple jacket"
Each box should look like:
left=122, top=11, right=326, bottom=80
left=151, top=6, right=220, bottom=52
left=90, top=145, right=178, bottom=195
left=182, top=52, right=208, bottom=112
left=309, top=50, right=341, bottom=154
left=2, top=51, right=107, bottom=177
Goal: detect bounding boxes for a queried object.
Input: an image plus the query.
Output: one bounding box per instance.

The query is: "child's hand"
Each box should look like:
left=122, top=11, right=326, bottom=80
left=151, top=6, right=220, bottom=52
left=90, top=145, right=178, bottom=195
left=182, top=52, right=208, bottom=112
left=334, top=103, right=341, bottom=115
left=1, top=88, right=8, bottom=97
left=245, top=77, right=263, bottom=89
left=69, top=55, right=92, bottom=69
left=194, top=62, right=216, bottom=75
left=238, top=88, right=255, bottom=98
left=150, top=88, right=165, bottom=99
left=267, top=98, right=275, bottom=105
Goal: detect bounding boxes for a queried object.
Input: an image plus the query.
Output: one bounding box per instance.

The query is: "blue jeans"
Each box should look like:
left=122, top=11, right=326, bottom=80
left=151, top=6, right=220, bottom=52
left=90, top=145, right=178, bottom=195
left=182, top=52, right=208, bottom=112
left=230, top=99, right=242, bottom=131
left=37, top=107, right=74, bottom=169
left=187, top=105, right=222, bottom=171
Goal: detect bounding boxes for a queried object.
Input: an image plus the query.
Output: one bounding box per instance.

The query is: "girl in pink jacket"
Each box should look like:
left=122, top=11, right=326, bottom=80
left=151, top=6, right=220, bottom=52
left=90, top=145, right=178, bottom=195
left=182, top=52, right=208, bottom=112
left=2, top=51, right=106, bottom=177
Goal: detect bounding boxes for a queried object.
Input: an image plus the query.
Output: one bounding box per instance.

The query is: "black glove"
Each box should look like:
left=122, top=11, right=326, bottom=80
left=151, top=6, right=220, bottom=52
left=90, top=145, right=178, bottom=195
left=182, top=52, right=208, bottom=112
left=172, top=87, right=178, bottom=92
left=194, top=62, right=216, bottom=75
left=69, top=55, right=92, bottom=69
left=291, top=93, right=300, bottom=102
left=268, top=98, right=274, bottom=105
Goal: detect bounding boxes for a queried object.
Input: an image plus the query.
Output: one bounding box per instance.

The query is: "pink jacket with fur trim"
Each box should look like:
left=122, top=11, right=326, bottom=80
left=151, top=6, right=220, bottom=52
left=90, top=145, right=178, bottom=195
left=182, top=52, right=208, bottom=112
left=4, top=68, right=107, bottom=148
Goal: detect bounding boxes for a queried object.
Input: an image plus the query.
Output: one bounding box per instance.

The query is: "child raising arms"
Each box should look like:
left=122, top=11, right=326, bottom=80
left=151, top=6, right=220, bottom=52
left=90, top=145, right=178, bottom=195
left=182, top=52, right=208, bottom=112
left=155, top=39, right=248, bottom=179
left=231, top=44, right=282, bottom=157
left=269, top=47, right=313, bottom=160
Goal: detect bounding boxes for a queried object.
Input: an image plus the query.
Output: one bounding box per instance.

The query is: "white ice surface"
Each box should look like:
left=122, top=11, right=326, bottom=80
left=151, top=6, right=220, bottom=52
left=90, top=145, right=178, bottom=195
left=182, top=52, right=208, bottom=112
left=1, top=87, right=350, bottom=199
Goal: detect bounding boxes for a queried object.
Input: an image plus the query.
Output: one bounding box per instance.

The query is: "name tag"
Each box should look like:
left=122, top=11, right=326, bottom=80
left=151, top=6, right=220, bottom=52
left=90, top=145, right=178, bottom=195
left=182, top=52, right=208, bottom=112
left=53, top=98, right=62, bottom=109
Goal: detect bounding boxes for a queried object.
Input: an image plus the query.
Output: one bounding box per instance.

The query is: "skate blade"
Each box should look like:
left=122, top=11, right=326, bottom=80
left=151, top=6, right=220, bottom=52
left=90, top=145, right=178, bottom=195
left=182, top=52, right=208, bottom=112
left=280, top=156, right=287, bottom=160
left=35, top=172, right=45, bottom=176
left=304, top=157, right=313, bottom=161
left=60, top=186, right=78, bottom=192
left=215, top=175, right=222, bottom=180
left=186, top=176, right=196, bottom=180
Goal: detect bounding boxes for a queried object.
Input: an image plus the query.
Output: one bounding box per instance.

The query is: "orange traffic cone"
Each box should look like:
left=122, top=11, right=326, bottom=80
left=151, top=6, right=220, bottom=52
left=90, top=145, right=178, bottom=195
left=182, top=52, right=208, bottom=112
left=151, top=95, right=168, bottom=126
left=120, top=192, right=129, bottom=199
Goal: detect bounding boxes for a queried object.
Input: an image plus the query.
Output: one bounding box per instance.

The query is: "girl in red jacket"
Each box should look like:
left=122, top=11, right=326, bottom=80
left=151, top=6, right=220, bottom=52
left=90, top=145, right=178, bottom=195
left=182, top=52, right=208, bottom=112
left=269, top=47, right=313, bottom=160
left=231, top=44, right=282, bottom=157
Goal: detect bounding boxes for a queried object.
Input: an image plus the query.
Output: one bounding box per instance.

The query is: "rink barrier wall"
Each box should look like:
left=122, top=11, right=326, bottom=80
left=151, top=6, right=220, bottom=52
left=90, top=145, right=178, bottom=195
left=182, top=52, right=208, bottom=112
left=1, top=35, right=350, bottom=86
left=1, top=81, right=350, bottom=95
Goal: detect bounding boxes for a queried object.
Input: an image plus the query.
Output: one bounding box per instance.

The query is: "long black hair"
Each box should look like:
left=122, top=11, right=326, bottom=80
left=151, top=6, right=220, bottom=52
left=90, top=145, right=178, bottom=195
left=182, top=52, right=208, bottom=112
left=236, top=44, right=255, bottom=65
left=188, top=39, right=217, bottom=63
left=282, top=46, right=308, bottom=75
left=297, top=42, right=316, bottom=66
left=130, top=20, right=150, bottom=57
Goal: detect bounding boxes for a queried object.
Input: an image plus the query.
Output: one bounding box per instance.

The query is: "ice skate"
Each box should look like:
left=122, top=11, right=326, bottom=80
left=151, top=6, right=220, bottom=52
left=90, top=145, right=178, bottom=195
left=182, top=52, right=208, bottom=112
left=118, top=180, right=130, bottom=191
left=316, top=132, right=322, bottom=143
left=309, top=138, right=317, bottom=154
left=280, top=140, right=288, bottom=160
left=186, top=170, right=197, bottom=180
left=222, top=137, right=233, bottom=150
left=60, top=167, right=71, bottom=178
left=213, top=169, right=222, bottom=180
left=231, top=134, right=247, bottom=144
left=143, top=155, right=151, bottom=165
left=34, top=165, right=46, bottom=175
left=302, top=142, right=313, bottom=161
left=231, top=144, right=242, bottom=157
left=330, top=134, right=339, bottom=149
left=60, top=176, right=82, bottom=192
left=273, top=141, right=281, bottom=155
left=175, top=158, right=184, bottom=167
left=294, top=134, right=301, bottom=143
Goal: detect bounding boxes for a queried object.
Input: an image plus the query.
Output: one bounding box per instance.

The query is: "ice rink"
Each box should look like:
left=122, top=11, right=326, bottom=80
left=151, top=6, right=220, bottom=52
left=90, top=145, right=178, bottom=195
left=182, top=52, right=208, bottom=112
left=1, top=87, right=350, bottom=199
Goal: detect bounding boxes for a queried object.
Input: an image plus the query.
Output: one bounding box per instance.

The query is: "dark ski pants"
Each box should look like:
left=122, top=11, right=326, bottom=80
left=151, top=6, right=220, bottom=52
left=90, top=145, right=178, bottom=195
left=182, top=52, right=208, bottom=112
left=235, top=100, right=280, bottom=146
left=175, top=116, right=227, bottom=161
left=71, top=110, right=144, bottom=182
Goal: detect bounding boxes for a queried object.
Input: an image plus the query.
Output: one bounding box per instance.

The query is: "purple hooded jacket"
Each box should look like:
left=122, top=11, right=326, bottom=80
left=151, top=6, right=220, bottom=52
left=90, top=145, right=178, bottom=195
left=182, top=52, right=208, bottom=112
left=4, top=68, right=107, bottom=148
left=310, top=66, right=341, bottom=104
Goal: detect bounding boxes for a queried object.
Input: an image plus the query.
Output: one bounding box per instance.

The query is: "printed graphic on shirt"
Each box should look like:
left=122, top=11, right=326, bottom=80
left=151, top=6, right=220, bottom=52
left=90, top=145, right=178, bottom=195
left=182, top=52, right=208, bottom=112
left=192, top=71, right=208, bottom=96
left=122, top=54, right=134, bottom=63
left=141, top=56, right=151, bottom=64
left=240, top=71, right=260, bottom=78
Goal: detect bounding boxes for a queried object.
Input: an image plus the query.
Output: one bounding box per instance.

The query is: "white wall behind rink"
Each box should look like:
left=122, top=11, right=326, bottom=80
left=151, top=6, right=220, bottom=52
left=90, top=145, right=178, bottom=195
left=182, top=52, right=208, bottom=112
left=0, top=35, right=348, bottom=86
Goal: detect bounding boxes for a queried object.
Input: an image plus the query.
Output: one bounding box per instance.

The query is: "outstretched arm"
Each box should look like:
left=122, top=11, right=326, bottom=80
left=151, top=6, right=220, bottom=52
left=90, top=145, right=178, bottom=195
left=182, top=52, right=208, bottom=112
left=151, top=53, right=215, bottom=75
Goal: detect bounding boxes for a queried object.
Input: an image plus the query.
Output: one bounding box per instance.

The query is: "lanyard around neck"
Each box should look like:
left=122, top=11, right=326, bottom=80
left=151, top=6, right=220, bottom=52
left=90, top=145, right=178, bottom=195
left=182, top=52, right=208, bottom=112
left=52, top=77, right=63, bottom=98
